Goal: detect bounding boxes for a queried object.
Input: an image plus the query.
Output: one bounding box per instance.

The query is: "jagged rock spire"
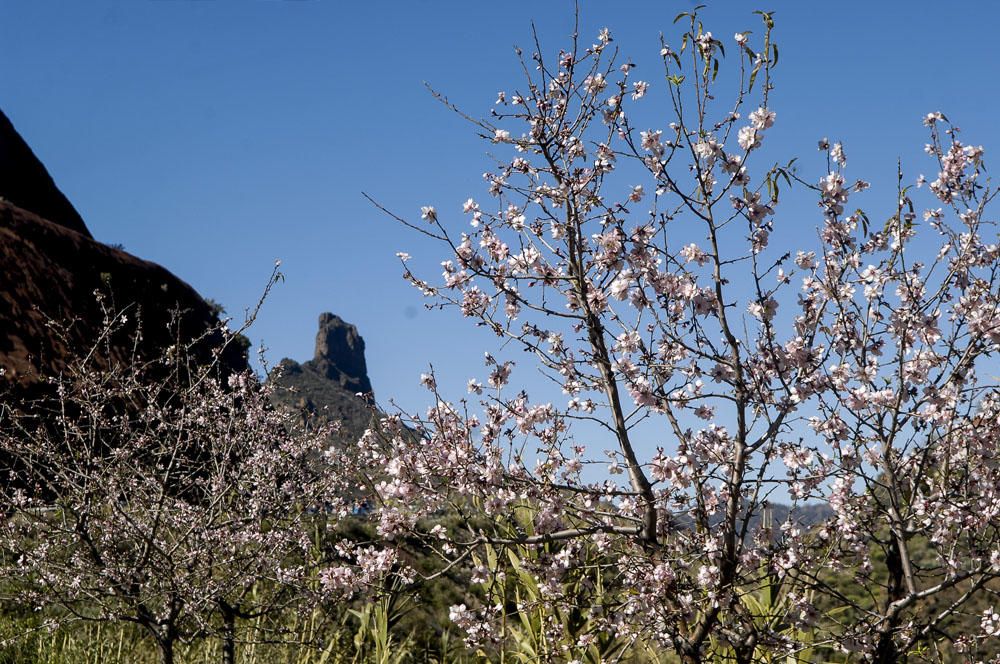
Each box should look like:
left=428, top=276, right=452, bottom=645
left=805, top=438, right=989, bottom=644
left=308, top=312, right=372, bottom=396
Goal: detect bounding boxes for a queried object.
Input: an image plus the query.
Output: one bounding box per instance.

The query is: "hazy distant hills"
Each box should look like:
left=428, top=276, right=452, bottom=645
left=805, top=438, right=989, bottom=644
left=746, top=501, right=835, bottom=532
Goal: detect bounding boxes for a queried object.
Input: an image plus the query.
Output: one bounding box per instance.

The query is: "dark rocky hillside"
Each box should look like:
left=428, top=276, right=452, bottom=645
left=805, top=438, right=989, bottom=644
left=0, top=109, right=247, bottom=393
left=269, top=313, right=375, bottom=443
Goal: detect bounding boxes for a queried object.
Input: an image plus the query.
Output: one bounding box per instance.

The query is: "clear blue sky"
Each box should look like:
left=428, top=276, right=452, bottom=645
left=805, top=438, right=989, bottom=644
left=3, top=1, right=999, bottom=416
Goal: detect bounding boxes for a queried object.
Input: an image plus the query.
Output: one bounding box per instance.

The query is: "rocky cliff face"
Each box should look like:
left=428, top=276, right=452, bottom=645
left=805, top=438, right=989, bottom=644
left=0, top=110, right=90, bottom=238
left=269, top=313, right=375, bottom=443
left=0, top=109, right=247, bottom=392
left=308, top=313, right=373, bottom=395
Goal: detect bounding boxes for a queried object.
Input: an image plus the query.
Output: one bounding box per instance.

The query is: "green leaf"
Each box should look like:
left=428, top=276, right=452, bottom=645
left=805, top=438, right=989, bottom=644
left=749, top=62, right=761, bottom=91
left=754, top=10, right=775, bottom=29
left=857, top=209, right=871, bottom=236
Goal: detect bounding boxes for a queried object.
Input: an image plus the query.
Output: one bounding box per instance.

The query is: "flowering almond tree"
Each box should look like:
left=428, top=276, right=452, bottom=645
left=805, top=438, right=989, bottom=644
left=0, top=294, right=360, bottom=664
left=360, top=10, right=1000, bottom=663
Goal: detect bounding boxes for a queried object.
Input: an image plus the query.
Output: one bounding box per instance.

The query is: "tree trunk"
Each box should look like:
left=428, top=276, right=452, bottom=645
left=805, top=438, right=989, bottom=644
left=158, top=635, right=175, bottom=664
left=870, top=538, right=906, bottom=664
left=221, top=602, right=237, bottom=664
left=873, top=632, right=904, bottom=664
left=140, top=614, right=175, bottom=664
left=678, top=647, right=702, bottom=664
left=734, top=635, right=757, bottom=664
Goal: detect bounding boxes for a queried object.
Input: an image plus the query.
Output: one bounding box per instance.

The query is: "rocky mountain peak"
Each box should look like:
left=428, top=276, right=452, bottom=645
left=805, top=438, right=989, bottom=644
left=269, top=313, right=375, bottom=443
left=0, top=110, right=90, bottom=238
left=308, top=312, right=372, bottom=396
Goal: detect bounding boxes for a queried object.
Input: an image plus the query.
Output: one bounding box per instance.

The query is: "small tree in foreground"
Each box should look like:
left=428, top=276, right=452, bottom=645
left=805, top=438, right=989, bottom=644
left=361, top=10, right=1000, bottom=663
left=0, top=279, right=362, bottom=664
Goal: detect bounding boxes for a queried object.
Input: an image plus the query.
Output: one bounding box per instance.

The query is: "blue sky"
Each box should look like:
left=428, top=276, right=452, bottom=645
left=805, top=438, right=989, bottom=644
left=3, top=0, right=1000, bottom=418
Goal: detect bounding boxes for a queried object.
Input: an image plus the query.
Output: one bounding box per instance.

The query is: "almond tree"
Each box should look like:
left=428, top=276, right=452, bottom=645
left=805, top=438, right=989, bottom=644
left=0, top=290, right=362, bottom=664
left=361, top=10, right=1000, bottom=662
